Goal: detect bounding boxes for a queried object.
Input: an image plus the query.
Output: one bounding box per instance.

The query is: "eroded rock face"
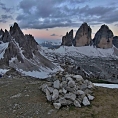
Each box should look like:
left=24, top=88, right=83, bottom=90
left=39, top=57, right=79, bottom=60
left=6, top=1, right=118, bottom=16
left=74, top=23, right=92, bottom=47
left=1, top=29, right=11, bottom=43
left=61, top=30, right=73, bottom=46
left=93, top=25, right=113, bottom=49
left=113, top=36, right=118, bottom=48
left=10, top=23, right=38, bottom=59
left=0, top=29, right=4, bottom=38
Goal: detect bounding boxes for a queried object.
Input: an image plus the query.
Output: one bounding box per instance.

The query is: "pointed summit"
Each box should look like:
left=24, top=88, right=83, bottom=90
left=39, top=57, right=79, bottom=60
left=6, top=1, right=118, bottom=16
left=61, top=29, right=73, bottom=46
left=74, top=22, right=92, bottom=46
left=1, top=29, right=11, bottom=42
left=0, top=29, right=4, bottom=36
left=10, top=22, right=23, bottom=37
left=93, top=24, right=113, bottom=49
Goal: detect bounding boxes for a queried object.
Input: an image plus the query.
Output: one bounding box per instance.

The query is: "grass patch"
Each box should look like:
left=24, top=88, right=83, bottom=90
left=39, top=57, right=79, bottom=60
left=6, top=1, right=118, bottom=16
left=88, top=78, right=115, bottom=84
left=69, top=105, right=75, bottom=111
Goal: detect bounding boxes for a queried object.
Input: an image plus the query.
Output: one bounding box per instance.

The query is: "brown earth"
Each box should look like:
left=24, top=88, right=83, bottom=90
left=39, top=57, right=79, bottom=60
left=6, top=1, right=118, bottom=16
left=0, top=76, right=118, bottom=118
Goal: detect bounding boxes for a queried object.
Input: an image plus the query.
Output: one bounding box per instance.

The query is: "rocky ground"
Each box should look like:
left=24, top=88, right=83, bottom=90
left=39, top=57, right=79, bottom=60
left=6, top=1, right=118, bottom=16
left=0, top=75, right=118, bottom=118
left=43, top=49, right=118, bottom=83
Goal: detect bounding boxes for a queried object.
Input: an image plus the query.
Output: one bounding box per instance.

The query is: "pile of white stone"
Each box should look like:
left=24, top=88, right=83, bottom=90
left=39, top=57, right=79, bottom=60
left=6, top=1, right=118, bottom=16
left=40, top=73, right=95, bottom=109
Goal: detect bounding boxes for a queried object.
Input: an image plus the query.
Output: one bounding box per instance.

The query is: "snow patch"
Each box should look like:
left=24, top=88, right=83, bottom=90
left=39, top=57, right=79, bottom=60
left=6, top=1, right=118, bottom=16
left=0, top=69, right=9, bottom=75
left=0, top=42, right=9, bottom=59
left=18, top=66, right=63, bottom=79
left=42, top=46, right=117, bottom=58
left=94, top=83, right=118, bottom=88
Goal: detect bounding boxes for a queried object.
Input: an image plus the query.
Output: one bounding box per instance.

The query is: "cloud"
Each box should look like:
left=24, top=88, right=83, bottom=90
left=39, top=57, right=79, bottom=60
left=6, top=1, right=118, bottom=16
left=16, top=0, right=118, bottom=29
left=50, top=34, right=58, bottom=36
left=0, top=15, right=13, bottom=23
left=0, top=1, right=13, bottom=12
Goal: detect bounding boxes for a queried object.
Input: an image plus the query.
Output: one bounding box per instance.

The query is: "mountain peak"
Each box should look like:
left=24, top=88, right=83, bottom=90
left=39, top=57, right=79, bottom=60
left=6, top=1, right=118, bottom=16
left=14, top=22, right=19, bottom=27
left=61, top=29, right=73, bottom=46
left=93, top=24, right=113, bottom=48
left=100, top=24, right=109, bottom=30
left=74, top=22, right=92, bottom=46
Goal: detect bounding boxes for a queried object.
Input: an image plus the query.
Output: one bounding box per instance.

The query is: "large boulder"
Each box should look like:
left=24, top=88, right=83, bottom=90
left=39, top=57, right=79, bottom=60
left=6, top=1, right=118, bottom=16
left=82, top=96, right=90, bottom=106
left=74, top=23, right=92, bottom=46
left=53, top=103, right=61, bottom=109
left=93, top=24, right=113, bottom=49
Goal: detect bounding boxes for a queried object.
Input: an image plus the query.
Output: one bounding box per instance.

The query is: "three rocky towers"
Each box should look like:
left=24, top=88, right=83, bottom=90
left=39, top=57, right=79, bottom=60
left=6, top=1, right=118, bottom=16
left=61, top=22, right=118, bottom=49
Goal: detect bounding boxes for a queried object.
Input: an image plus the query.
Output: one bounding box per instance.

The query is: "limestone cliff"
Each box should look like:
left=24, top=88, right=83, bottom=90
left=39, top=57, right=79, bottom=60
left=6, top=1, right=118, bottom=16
left=74, top=23, right=92, bottom=47
left=93, top=25, right=113, bottom=49
left=61, top=30, right=73, bottom=46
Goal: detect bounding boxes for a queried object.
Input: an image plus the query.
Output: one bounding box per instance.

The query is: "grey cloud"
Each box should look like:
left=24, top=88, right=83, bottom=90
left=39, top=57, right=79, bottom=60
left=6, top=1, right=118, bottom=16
left=16, top=0, right=118, bottom=29
left=0, top=1, right=13, bottom=12
left=50, top=34, right=58, bottom=36
left=0, top=15, right=13, bottom=23
left=0, top=19, right=6, bottom=23
left=1, top=15, right=13, bottom=19
left=79, top=6, right=115, bottom=16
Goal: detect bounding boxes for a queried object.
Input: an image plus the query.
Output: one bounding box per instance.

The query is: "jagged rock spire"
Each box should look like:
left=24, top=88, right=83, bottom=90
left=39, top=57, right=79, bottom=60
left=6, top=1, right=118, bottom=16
left=93, top=24, right=113, bottom=49
left=61, top=29, right=73, bottom=46
left=74, top=22, right=92, bottom=47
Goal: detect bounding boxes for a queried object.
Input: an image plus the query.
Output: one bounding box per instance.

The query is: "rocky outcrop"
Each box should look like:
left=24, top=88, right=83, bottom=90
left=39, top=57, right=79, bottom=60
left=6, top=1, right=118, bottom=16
left=0, top=29, right=11, bottom=43
left=74, top=23, right=92, bottom=47
left=40, top=72, right=94, bottom=109
left=0, top=29, right=4, bottom=37
left=61, top=30, right=73, bottom=46
left=93, top=25, right=113, bottom=49
left=113, top=36, right=118, bottom=48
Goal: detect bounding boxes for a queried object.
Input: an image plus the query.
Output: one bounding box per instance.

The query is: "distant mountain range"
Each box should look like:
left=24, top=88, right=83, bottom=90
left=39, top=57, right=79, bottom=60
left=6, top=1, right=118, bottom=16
left=40, top=41, right=61, bottom=48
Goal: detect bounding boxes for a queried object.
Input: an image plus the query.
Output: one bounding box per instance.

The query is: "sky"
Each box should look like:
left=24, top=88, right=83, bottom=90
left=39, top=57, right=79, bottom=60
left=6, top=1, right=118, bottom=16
left=0, top=0, right=118, bottom=43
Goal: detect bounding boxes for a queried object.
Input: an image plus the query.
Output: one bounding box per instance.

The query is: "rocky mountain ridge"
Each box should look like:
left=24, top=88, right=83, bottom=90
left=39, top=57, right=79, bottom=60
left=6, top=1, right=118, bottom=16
left=40, top=41, right=61, bottom=49
left=61, top=23, right=117, bottom=49
left=0, top=22, right=60, bottom=78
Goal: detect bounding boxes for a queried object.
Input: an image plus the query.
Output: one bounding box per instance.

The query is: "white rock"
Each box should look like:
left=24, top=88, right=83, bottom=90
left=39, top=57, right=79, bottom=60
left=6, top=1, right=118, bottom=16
left=53, top=103, right=61, bottom=109
left=64, top=92, right=76, bottom=101
left=46, top=89, right=51, bottom=101
left=59, top=98, right=67, bottom=105
left=87, top=94, right=95, bottom=101
left=76, top=90, right=85, bottom=95
left=82, top=96, right=90, bottom=106
left=85, top=79, right=89, bottom=83
left=59, top=89, right=63, bottom=93
left=65, top=74, right=72, bottom=78
left=74, top=100, right=81, bottom=107
left=10, top=93, right=21, bottom=98
left=52, top=89, right=59, bottom=101
left=61, top=81, right=67, bottom=88
left=73, top=75, right=83, bottom=81
left=47, top=86, right=54, bottom=93
left=62, top=88, right=67, bottom=94
left=68, top=80, right=75, bottom=88
left=53, top=80, right=60, bottom=89
left=41, top=84, right=47, bottom=93
left=88, top=81, right=94, bottom=88
left=66, top=77, right=73, bottom=81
